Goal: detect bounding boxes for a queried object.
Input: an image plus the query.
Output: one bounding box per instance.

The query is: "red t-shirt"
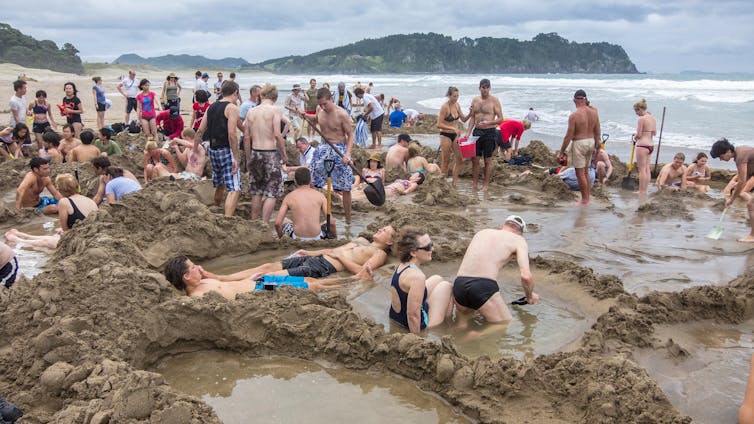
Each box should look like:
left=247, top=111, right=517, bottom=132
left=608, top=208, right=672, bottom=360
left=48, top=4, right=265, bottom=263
left=155, top=110, right=185, bottom=139
left=192, top=102, right=211, bottom=130
left=499, top=120, right=525, bottom=142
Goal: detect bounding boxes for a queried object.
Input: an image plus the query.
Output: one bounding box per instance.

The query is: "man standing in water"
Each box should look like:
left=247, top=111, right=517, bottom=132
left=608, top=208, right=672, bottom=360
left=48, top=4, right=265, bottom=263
left=466, top=78, right=504, bottom=191
left=453, top=216, right=537, bottom=330
left=557, top=89, right=601, bottom=206
left=244, top=83, right=288, bottom=223
left=711, top=138, right=754, bottom=242
left=194, top=81, right=241, bottom=217
left=307, top=88, right=355, bottom=223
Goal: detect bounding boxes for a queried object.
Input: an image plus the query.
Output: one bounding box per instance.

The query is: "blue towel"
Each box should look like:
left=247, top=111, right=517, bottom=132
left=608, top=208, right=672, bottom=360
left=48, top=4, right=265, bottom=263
left=354, top=117, right=368, bottom=147
left=254, top=275, right=308, bottom=290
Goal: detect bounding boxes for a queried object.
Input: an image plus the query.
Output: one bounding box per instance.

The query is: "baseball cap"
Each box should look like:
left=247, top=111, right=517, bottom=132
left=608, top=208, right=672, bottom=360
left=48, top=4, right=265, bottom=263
left=505, top=215, right=527, bottom=232
left=169, top=106, right=179, bottom=117
left=574, top=89, right=587, bottom=99
left=397, top=133, right=411, bottom=143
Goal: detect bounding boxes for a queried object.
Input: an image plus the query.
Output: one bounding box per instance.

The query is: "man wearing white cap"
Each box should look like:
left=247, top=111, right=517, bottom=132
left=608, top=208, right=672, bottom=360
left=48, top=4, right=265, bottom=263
left=285, top=84, right=306, bottom=139
left=453, top=215, right=537, bottom=328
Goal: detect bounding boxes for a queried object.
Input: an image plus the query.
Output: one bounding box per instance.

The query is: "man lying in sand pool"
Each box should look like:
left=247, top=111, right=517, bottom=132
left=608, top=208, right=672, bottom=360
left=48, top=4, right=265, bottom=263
left=163, top=255, right=341, bottom=299
left=453, top=216, right=538, bottom=336
left=217, top=225, right=396, bottom=281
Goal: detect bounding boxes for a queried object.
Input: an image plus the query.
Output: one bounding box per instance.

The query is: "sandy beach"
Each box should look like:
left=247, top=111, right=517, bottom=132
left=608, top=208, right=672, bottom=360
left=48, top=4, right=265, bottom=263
left=0, top=64, right=751, bottom=423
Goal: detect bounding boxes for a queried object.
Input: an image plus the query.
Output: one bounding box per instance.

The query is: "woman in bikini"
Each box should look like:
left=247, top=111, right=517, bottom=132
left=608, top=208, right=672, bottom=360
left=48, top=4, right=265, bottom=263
left=407, top=142, right=440, bottom=174
left=136, top=79, right=161, bottom=141
left=436, top=86, right=470, bottom=186
left=685, top=152, right=711, bottom=192
left=352, top=151, right=385, bottom=190
left=27, top=90, right=57, bottom=152
left=389, top=226, right=452, bottom=334
left=633, top=98, right=657, bottom=195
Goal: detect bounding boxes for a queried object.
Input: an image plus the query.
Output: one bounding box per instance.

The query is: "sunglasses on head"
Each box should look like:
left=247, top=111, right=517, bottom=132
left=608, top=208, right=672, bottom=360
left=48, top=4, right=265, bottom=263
left=416, top=240, right=433, bottom=251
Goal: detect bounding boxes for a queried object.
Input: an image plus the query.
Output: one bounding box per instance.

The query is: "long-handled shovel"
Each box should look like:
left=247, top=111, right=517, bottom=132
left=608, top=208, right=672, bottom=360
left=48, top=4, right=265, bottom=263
left=323, top=158, right=336, bottom=239
left=652, top=107, right=667, bottom=178
left=621, top=136, right=639, bottom=190
left=294, top=110, right=386, bottom=206
left=706, top=208, right=728, bottom=240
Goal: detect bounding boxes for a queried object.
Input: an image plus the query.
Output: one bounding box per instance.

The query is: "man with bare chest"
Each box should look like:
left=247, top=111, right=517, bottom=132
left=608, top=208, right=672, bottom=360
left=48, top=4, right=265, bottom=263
left=219, top=225, right=395, bottom=280
left=59, top=124, right=81, bottom=160
left=656, top=152, right=687, bottom=190
left=15, top=157, right=61, bottom=214
left=466, top=79, right=503, bottom=191
left=557, top=89, right=601, bottom=205
left=307, top=88, right=355, bottom=223
left=244, top=83, right=288, bottom=222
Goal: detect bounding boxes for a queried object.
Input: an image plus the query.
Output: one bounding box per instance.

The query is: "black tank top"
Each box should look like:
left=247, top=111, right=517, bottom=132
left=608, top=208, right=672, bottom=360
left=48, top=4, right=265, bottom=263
left=66, top=197, right=87, bottom=229
left=206, top=102, right=230, bottom=149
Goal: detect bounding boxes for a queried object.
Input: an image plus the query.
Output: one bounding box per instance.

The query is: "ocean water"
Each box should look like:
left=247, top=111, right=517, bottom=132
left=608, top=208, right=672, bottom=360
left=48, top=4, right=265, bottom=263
left=234, top=72, right=754, bottom=153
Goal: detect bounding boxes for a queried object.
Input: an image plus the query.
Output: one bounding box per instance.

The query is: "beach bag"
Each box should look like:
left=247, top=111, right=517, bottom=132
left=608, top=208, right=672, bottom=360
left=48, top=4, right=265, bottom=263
left=457, top=131, right=478, bottom=159
left=0, top=395, right=23, bottom=423
left=128, top=120, right=141, bottom=134
left=110, top=122, right=126, bottom=133
left=509, top=153, right=532, bottom=166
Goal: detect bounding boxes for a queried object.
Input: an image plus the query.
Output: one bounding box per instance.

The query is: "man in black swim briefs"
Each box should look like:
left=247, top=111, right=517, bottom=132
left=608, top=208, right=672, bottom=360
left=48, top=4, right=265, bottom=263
left=453, top=215, right=538, bottom=326
left=465, top=78, right=504, bottom=191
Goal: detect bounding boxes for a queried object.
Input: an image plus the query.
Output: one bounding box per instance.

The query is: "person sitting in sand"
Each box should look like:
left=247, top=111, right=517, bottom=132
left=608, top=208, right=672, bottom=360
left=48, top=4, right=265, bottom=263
left=684, top=152, right=711, bottom=192
left=453, top=216, right=537, bottom=333
left=406, top=142, right=440, bottom=174
left=143, top=140, right=177, bottom=182
left=0, top=125, right=22, bottom=159
left=103, top=166, right=141, bottom=203
left=91, top=157, right=139, bottom=205
left=656, top=152, right=688, bottom=190
left=69, top=130, right=102, bottom=163
left=351, top=172, right=425, bottom=202
left=592, top=147, right=613, bottom=184
left=385, top=133, right=411, bottom=170
left=389, top=226, right=452, bottom=335
left=0, top=240, right=18, bottom=288
left=16, top=157, right=61, bottom=214
left=724, top=174, right=754, bottom=202
left=222, top=225, right=396, bottom=280
left=169, top=128, right=206, bottom=180
left=163, top=255, right=341, bottom=299
left=41, top=131, right=63, bottom=164
left=355, top=151, right=385, bottom=186
left=93, top=127, right=122, bottom=157
left=7, top=174, right=98, bottom=249
left=274, top=168, right=335, bottom=241
left=59, top=124, right=81, bottom=161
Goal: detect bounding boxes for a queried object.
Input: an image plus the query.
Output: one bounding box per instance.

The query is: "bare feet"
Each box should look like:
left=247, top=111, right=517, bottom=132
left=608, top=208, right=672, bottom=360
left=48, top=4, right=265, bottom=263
left=738, top=235, right=754, bottom=243
left=576, top=200, right=589, bottom=207
left=482, top=185, right=489, bottom=192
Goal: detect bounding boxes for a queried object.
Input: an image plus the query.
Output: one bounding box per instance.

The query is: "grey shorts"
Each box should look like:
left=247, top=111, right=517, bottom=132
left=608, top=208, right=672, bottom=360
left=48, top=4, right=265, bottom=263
left=281, top=255, right=337, bottom=278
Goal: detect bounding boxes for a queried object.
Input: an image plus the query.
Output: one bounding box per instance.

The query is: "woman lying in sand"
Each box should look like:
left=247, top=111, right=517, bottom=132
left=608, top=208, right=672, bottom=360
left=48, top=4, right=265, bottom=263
left=351, top=172, right=425, bottom=202
left=389, top=226, right=452, bottom=335
left=163, top=255, right=344, bottom=299
left=5, top=174, right=97, bottom=249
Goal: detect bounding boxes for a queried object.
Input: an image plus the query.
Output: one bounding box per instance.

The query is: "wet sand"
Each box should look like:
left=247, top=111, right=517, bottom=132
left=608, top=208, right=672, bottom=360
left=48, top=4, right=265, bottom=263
left=0, top=65, right=752, bottom=423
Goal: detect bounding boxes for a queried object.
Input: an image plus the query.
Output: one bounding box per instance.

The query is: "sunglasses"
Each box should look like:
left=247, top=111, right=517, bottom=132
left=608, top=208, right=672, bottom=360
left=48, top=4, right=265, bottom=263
left=416, top=241, right=433, bottom=251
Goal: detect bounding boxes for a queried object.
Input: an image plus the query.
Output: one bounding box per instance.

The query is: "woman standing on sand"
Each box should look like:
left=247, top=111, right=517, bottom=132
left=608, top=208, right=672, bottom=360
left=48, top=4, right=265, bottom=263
left=160, top=72, right=182, bottom=110
left=61, top=82, right=84, bottom=138
left=136, top=79, right=161, bottom=140
left=27, top=90, right=57, bottom=151
left=389, top=226, right=453, bottom=335
left=436, top=87, right=469, bottom=186
left=633, top=98, right=657, bottom=195
left=92, top=76, right=107, bottom=131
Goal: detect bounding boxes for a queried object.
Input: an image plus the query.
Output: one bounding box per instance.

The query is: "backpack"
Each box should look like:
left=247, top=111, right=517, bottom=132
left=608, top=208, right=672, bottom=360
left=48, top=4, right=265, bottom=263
left=109, top=122, right=126, bottom=133
left=128, top=120, right=141, bottom=134
left=509, top=153, right=532, bottom=166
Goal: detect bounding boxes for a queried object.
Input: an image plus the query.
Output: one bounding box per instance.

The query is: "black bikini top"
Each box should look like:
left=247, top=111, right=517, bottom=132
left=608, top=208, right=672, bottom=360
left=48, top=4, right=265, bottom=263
left=444, top=113, right=457, bottom=122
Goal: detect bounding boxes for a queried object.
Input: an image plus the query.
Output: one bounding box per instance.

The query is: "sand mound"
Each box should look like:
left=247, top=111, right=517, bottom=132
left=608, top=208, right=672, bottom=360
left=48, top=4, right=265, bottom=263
left=519, top=140, right=557, bottom=166
left=637, top=190, right=695, bottom=220
left=412, top=173, right=476, bottom=207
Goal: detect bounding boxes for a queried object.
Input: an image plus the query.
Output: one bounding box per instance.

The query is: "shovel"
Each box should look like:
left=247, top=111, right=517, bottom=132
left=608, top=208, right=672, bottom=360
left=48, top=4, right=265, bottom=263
left=652, top=106, right=667, bottom=178
left=706, top=208, right=728, bottom=240
left=323, top=158, right=336, bottom=239
left=601, top=133, right=609, bottom=149
left=296, top=111, right=386, bottom=206
left=621, top=136, right=639, bottom=191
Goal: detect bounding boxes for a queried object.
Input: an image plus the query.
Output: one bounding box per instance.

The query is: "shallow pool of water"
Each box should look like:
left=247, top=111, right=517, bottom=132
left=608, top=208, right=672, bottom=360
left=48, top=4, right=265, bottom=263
left=152, top=351, right=470, bottom=424
left=633, top=319, right=754, bottom=424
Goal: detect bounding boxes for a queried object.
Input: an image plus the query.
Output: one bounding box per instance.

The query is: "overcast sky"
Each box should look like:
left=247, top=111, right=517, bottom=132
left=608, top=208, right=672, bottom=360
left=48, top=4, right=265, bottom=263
left=4, top=0, right=753, bottom=73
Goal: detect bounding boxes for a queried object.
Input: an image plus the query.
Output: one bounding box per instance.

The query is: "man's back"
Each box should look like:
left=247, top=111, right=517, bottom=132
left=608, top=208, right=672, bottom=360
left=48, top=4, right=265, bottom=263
left=247, top=103, right=280, bottom=151
left=71, top=145, right=101, bottom=162
left=456, top=229, right=526, bottom=279
left=570, top=106, right=598, bottom=141
left=385, top=145, right=407, bottom=169
left=284, top=187, right=326, bottom=237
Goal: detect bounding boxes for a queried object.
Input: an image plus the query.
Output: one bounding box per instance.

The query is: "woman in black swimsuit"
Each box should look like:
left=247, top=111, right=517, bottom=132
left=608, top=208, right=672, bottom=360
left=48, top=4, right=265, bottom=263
left=436, top=87, right=470, bottom=187
left=55, top=173, right=98, bottom=231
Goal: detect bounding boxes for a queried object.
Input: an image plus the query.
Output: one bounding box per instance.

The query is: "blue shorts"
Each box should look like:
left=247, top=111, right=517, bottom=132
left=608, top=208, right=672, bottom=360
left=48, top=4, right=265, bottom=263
left=0, top=256, right=18, bottom=288
left=209, top=147, right=240, bottom=191
left=36, top=196, right=58, bottom=212
left=253, top=275, right=309, bottom=290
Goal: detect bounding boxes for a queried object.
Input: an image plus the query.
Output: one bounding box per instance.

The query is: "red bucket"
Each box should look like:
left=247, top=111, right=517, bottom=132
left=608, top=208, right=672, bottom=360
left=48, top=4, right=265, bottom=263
left=458, top=136, right=478, bottom=159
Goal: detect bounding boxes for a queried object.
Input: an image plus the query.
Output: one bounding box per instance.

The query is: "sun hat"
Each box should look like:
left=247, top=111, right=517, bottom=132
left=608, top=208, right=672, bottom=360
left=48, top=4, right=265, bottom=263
left=505, top=215, right=527, bottom=232
left=367, top=151, right=382, bottom=167
left=166, top=72, right=179, bottom=80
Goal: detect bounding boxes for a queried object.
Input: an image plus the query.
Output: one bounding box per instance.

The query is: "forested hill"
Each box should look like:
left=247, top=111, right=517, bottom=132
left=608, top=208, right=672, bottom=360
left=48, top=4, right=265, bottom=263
left=113, top=54, right=250, bottom=69
left=0, top=23, right=84, bottom=74
left=248, top=32, right=639, bottom=74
